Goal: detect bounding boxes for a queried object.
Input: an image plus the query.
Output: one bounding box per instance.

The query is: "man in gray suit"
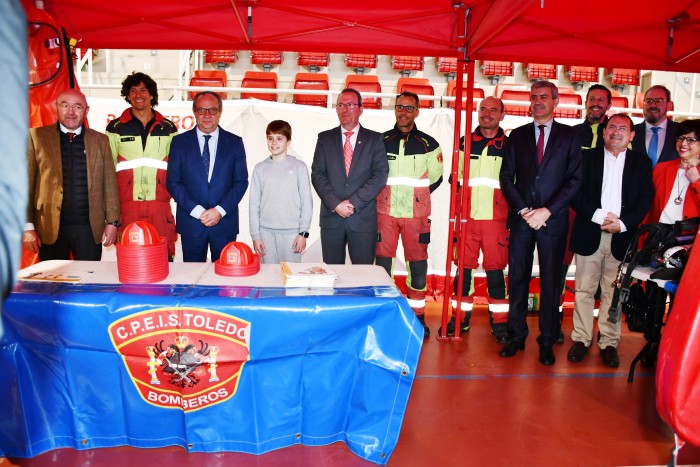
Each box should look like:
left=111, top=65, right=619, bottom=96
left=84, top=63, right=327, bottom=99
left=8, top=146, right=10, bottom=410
left=311, top=88, right=389, bottom=264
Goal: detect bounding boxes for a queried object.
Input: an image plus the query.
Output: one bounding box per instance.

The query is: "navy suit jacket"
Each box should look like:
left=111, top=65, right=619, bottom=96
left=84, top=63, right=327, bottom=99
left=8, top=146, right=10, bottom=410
left=166, top=127, right=248, bottom=239
left=499, top=120, right=582, bottom=235
left=311, top=125, right=388, bottom=232
left=569, top=147, right=653, bottom=261
left=631, top=120, right=679, bottom=165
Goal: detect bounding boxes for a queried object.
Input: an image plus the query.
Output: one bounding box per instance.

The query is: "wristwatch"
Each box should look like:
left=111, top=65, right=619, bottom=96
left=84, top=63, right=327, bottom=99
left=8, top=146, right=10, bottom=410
left=108, top=220, right=121, bottom=228
left=299, top=231, right=309, bottom=238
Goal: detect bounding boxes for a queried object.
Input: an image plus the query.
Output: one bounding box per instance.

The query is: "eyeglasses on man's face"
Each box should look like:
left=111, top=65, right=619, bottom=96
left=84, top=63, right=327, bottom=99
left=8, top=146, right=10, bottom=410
left=58, top=103, right=85, bottom=112
left=644, top=98, right=666, bottom=105
left=676, top=135, right=699, bottom=145
left=194, top=107, right=220, bottom=115
left=395, top=104, right=417, bottom=113
left=336, top=103, right=359, bottom=109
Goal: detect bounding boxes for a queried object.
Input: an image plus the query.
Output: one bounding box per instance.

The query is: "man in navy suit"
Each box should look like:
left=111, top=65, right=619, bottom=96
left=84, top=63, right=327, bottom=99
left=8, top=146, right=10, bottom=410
left=166, top=91, right=248, bottom=262
left=311, top=88, right=389, bottom=264
left=631, top=85, right=678, bottom=167
left=499, top=81, right=582, bottom=365
left=567, top=114, right=652, bottom=368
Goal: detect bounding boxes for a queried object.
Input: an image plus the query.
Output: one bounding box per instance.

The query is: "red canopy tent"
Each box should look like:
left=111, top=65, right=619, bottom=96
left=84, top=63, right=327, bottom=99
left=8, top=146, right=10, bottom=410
left=34, top=0, right=700, bottom=451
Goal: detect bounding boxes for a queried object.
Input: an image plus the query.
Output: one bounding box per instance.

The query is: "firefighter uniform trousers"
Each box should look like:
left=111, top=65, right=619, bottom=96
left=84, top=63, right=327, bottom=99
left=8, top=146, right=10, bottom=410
left=376, top=125, right=443, bottom=318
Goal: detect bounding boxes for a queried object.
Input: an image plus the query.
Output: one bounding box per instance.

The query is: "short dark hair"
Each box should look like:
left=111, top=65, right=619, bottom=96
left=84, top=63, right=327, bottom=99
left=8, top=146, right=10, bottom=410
left=586, top=84, right=612, bottom=104
left=531, top=80, right=559, bottom=99
left=121, top=72, right=159, bottom=107
left=192, top=91, right=223, bottom=110
left=606, top=113, right=634, bottom=130
left=677, top=119, right=700, bottom=138
left=339, top=88, right=363, bottom=107
left=645, top=85, right=672, bottom=102
left=396, top=91, right=419, bottom=108
left=266, top=120, right=292, bottom=140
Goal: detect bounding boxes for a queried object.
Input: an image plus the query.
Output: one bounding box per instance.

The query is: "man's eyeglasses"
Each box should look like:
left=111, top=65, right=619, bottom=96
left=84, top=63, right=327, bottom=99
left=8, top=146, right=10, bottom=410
left=194, top=107, right=220, bottom=115
left=644, top=98, right=666, bottom=105
left=395, top=104, right=417, bottom=112
left=606, top=125, right=630, bottom=133
left=58, top=103, right=85, bottom=112
left=677, top=135, right=699, bottom=145
left=336, top=103, right=359, bottom=109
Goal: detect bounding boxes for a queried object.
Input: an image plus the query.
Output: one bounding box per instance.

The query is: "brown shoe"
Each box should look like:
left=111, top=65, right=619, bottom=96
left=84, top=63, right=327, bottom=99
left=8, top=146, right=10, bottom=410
left=600, top=346, right=620, bottom=368
left=567, top=341, right=589, bottom=362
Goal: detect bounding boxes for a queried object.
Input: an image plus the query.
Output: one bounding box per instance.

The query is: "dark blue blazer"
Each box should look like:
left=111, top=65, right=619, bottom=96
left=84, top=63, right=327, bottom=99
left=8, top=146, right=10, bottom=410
left=166, top=127, right=248, bottom=239
left=631, top=120, right=679, bottom=165
left=569, top=147, right=653, bottom=261
left=499, top=120, right=582, bottom=235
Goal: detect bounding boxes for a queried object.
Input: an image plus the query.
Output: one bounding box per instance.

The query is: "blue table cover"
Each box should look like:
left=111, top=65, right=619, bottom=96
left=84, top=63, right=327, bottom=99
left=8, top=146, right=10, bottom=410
left=0, top=281, right=423, bottom=465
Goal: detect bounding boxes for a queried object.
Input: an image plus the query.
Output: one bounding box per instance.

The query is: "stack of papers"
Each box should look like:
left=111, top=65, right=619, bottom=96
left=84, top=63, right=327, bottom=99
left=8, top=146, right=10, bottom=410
left=281, top=262, right=337, bottom=288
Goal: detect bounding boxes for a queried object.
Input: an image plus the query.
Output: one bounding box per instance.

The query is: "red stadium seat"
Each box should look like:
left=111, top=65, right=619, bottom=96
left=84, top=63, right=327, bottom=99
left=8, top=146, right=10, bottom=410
left=298, top=52, right=329, bottom=72
left=397, top=77, right=429, bottom=93
left=554, top=92, right=582, bottom=119
left=345, top=75, right=382, bottom=109
left=525, top=63, right=557, bottom=80
left=240, top=71, right=278, bottom=102
left=495, top=83, right=528, bottom=99
left=436, top=57, right=458, bottom=75
left=293, top=72, right=329, bottom=107
left=392, top=56, right=423, bottom=76
left=251, top=51, right=284, bottom=71
left=606, top=68, right=640, bottom=87
left=565, top=66, right=599, bottom=88
left=444, top=80, right=484, bottom=111
left=611, top=96, right=629, bottom=109
left=501, top=90, right=531, bottom=117
left=635, top=91, right=645, bottom=109
left=204, top=50, right=238, bottom=68
left=399, top=83, right=434, bottom=109
left=481, top=61, right=513, bottom=84
left=188, top=77, right=226, bottom=100
left=345, top=54, right=377, bottom=73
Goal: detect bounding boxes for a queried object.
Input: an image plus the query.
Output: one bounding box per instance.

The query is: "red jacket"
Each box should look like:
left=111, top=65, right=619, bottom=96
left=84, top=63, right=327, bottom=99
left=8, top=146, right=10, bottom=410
left=645, top=159, right=700, bottom=224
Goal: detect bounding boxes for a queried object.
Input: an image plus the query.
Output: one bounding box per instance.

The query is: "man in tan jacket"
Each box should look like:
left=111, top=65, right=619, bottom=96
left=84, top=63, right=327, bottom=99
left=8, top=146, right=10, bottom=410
left=23, top=89, right=120, bottom=261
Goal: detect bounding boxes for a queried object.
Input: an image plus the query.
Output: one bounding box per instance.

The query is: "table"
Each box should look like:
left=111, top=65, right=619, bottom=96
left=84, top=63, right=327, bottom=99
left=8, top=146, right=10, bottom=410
left=0, top=261, right=422, bottom=465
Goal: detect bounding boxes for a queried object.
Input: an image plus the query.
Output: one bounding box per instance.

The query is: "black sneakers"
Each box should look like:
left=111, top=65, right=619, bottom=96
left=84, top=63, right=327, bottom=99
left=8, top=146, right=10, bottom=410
left=438, top=316, right=470, bottom=337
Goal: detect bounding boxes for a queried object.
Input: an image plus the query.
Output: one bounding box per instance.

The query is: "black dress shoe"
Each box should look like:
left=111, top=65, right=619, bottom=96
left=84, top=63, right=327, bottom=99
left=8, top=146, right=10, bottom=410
left=600, top=346, right=620, bottom=368
left=567, top=341, right=589, bottom=362
left=556, top=330, right=565, bottom=344
left=498, top=341, right=525, bottom=357
left=539, top=346, right=555, bottom=365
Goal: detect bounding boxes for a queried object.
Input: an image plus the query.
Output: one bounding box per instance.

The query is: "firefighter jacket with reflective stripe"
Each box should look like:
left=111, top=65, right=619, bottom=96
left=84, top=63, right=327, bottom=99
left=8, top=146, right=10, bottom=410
left=458, top=127, right=508, bottom=222
left=106, top=109, right=178, bottom=203
left=378, top=125, right=443, bottom=218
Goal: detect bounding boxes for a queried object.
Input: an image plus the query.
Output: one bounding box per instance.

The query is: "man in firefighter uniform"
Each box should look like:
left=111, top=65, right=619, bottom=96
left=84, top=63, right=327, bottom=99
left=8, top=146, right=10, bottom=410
left=376, top=92, right=443, bottom=338
left=106, top=72, right=179, bottom=258
left=446, top=96, right=509, bottom=342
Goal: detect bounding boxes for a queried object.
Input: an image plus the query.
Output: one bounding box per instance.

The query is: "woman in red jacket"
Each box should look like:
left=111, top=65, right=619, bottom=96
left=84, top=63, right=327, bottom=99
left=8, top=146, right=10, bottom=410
left=645, top=119, right=700, bottom=225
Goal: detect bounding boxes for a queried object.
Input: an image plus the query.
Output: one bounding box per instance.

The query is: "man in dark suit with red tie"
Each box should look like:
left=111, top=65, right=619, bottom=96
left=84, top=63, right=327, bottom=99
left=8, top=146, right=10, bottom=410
left=499, top=81, right=582, bottom=365
left=311, top=88, right=389, bottom=264
left=166, top=91, right=248, bottom=262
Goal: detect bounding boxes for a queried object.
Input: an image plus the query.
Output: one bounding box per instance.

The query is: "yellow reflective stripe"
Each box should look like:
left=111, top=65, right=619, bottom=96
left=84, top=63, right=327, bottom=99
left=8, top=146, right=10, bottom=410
left=116, top=158, right=168, bottom=172
left=386, top=177, right=430, bottom=187
left=407, top=298, right=426, bottom=308
left=467, top=177, right=500, bottom=189
left=450, top=300, right=473, bottom=310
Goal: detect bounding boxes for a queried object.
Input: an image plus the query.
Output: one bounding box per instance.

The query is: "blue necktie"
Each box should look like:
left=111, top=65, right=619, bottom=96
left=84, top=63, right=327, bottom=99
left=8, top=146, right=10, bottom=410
left=648, top=126, right=660, bottom=167
left=202, top=134, right=211, bottom=178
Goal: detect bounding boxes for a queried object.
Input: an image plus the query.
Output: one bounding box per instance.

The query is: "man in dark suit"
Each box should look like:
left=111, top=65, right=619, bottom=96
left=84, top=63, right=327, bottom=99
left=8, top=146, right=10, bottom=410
left=166, top=91, right=248, bottom=262
left=24, top=89, right=120, bottom=261
left=311, top=88, right=389, bottom=264
left=631, top=85, right=678, bottom=167
left=499, top=81, right=582, bottom=365
left=567, top=114, right=653, bottom=368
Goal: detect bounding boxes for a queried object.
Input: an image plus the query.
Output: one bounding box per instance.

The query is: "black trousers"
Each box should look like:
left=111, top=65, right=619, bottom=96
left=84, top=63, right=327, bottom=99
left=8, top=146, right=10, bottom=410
left=320, top=226, right=376, bottom=265
left=39, top=224, right=102, bottom=261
